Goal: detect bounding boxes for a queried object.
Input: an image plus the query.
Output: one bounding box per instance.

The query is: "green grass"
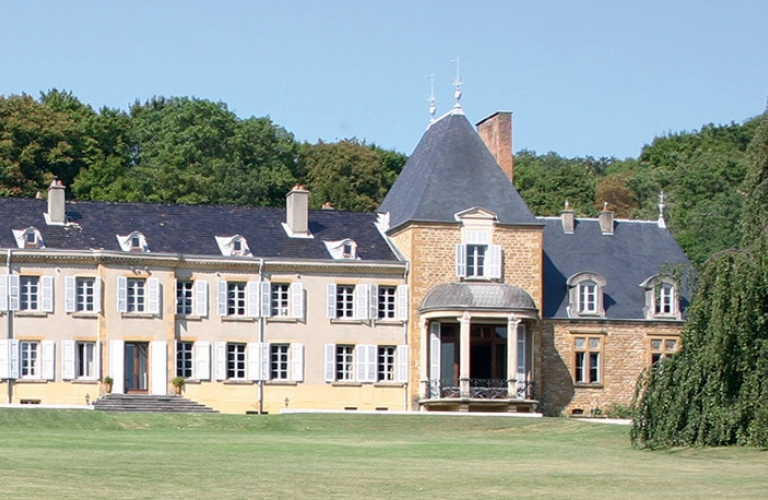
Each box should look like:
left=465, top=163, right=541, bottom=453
left=0, top=410, right=766, bottom=499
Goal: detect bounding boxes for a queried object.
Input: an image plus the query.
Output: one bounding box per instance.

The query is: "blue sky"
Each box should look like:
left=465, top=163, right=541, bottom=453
left=1, top=1, right=766, bottom=159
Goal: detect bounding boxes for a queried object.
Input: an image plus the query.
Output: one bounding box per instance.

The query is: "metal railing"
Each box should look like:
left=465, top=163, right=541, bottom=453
left=427, top=379, right=535, bottom=400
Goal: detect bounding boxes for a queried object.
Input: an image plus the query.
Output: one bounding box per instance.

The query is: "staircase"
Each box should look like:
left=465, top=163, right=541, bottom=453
left=93, top=394, right=219, bottom=413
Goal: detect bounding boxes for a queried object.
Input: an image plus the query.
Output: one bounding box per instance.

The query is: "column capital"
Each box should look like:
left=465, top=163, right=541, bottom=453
left=459, top=311, right=471, bottom=324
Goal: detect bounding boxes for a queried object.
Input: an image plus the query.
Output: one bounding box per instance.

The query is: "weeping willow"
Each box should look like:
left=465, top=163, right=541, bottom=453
left=632, top=108, right=768, bottom=448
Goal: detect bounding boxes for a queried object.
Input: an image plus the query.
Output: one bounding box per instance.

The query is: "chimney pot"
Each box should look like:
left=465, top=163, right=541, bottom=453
left=561, top=201, right=575, bottom=234
left=47, top=178, right=67, bottom=225
left=286, top=185, right=310, bottom=236
left=598, top=205, right=614, bottom=235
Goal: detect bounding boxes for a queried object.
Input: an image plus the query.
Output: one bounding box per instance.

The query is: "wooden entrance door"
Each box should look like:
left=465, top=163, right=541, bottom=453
left=124, top=342, right=148, bottom=392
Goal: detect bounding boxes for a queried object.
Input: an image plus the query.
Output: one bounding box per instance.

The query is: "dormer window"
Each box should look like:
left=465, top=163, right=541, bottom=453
left=233, top=239, right=242, bottom=253
left=324, top=239, right=358, bottom=260
left=567, top=272, right=607, bottom=318
left=214, top=235, right=252, bottom=257
left=342, top=243, right=353, bottom=258
left=641, top=275, right=681, bottom=320
left=12, top=227, right=45, bottom=249
left=116, top=232, right=149, bottom=253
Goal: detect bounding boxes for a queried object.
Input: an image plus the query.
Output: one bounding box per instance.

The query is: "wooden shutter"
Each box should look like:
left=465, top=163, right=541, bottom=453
left=260, top=281, right=271, bottom=318
left=324, top=344, right=335, bottom=382
left=61, top=340, right=76, bottom=380
left=290, top=344, right=304, bottom=382
left=429, top=322, right=441, bottom=381
left=455, top=244, right=466, bottom=278
left=41, top=276, right=54, bottom=312
left=64, top=276, right=76, bottom=313
left=355, top=285, right=369, bottom=320
left=247, top=342, right=262, bottom=381
left=149, top=341, right=167, bottom=395
left=396, top=285, right=408, bottom=322
left=326, top=284, right=336, bottom=319
left=217, top=280, right=227, bottom=316
left=93, top=277, right=102, bottom=313
left=109, top=340, right=125, bottom=393
left=147, top=278, right=160, bottom=315
left=0, top=275, right=7, bottom=311
left=214, top=342, right=227, bottom=381
left=8, top=340, right=20, bottom=379
left=195, top=280, right=208, bottom=317
left=0, top=339, right=8, bottom=379
left=193, top=341, right=211, bottom=380
left=116, top=276, right=127, bottom=313
left=247, top=281, right=260, bottom=318
left=488, top=244, right=502, bottom=279
left=396, top=345, right=409, bottom=383
left=8, top=275, right=19, bottom=311
left=290, top=282, right=304, bottom=319
left=368, top=284, right=379, bottom=321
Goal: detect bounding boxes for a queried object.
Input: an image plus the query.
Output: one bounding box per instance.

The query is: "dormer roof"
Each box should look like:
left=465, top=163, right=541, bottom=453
left=378, top=111, right=540, bottom=232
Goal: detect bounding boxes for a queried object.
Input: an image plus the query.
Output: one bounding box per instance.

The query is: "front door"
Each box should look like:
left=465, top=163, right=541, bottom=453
left=124, top=342, right=148, bottom=392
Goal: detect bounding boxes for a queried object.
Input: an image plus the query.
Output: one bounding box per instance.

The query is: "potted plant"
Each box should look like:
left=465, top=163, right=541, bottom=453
left=103, top=376, right=113, bottom=394
left=172, top=376, right=186, bottom=396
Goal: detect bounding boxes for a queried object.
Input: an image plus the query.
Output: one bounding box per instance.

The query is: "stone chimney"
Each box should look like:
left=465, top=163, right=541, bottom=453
left=47, top=177, right=66, bottom=225
left=561, top=201, right=574, bottom=234
left=598, top=202, right=614, bottom=235
left=285, top=184, right=310, bottom=236
left=476, top=111, right=514, bottom=183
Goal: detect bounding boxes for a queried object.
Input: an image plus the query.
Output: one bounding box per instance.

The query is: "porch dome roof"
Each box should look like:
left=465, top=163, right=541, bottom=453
left=420, top=282, right=537, bottom=313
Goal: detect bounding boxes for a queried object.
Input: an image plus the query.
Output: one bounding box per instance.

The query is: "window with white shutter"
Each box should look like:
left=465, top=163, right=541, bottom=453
left=290, top=344, right=304, bottom=382
left=194, top=341, right=211, bottom=380
left=355, top=285, right=369, bottom=320
left=0, top=275, right=8, bottom=311
left=194, top=279, right=208, bottom=317
left=290, top=282, right=304, bottom=320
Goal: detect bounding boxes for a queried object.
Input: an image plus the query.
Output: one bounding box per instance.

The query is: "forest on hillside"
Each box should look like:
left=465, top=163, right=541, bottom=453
left=0, top=90, right=762, bottom=268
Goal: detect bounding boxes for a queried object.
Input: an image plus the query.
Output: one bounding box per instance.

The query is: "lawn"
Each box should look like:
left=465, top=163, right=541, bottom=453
left=0, top=409, right=765, bottom=500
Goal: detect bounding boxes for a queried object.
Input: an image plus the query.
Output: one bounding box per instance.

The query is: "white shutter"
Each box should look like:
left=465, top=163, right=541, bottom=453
left=109, top=340, right=125, bottom=393
left=396, top=345, right=409, bottom=383
left=369, top=284, right=379, bottom=321
left=517, top=324, right=527, bottom=378
left=455, top=244, right=467, bottom=278
left=488, top=244, right=502, bottom=279
left=355, top=285, right=369, bottom=320
left=290, top=344, right=304, bottom=382
left=260, top=342, right=270, bottom=381
left=247, top=281, right=260, bottom=318
left=64, top=276, right=76, bottom=313
left=247, top=342, right=262, bottom=381
left=116, top=276, right=127, bottom=313
left=41, top=341, right=55, bottom=380
left=61, top=340, right=76, bottom=380
left=214, top=342, right=226, bottom=380
left=355, top=344, right=367, bottom=382
left=93, top=277, right=102, bottom=313
left=326, top=284, right=337, bottom=319
left=366, top=344, right=377, bottom=383
left=9, top=340, right=19, bottom=379
left=260, top=281, right=271, bottom=318
left=0, top=275, right=7, bottom=311
left=94, top=340, right=101, bottom=381
left=193, top=341, right=211, bottom=380
left=217, top=280, right=227, bottom=316
left=429, top=322, right=441, bottom=381
left=41, top=276, right=54, bottom=313
left=195, top=280, right=208, bottom=317
left=466, top=229, right=489, bottom=244
left=324, top=343, right=335, bottom=382
left=396, top=285, right=408, bottom=322
left=290, top=282, right=304, bottom=319
left=0, top=339, right=8, bottom=379
left=149, top=341, right=167, bottom=395
left=8, top=275, right=20, bottom=311
left=147, top=277, right=160, bottom=315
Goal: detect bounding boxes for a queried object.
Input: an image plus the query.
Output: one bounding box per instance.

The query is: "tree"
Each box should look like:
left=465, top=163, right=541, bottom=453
left=631, top=108, right=768, bottom=448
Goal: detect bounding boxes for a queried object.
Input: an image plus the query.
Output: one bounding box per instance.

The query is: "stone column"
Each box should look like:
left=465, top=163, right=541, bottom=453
left=507, top=315, right=520, bottom=398
left=459, top=312, right=471, bottom=398
left=419, top=317, right=429, bottom=402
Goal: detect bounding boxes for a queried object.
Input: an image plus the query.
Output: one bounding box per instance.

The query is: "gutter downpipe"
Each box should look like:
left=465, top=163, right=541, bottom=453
left=6, top=249, right=13, bottom=404
left=257, top=258, right=265, bottom=414
left=402, top=260, right=410, bottom=411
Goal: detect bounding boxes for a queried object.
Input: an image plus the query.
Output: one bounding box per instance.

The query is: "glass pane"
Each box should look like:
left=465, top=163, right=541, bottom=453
left=574, top=337, right=586, bottom=349
left=589, top=337, right=600, bottom=349
left=665, top=339, right=677, bottom=351
left=651, top=339, right=662, bottom=350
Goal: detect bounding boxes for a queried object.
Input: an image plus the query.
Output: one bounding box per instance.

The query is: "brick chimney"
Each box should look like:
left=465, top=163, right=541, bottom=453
left=598, top=202, right=614, bottom=235
left=285, top=185, right=310, bottom=236
left=47, top=177, right=66, bottom=225
left=476, top=111, right=514, bottom=183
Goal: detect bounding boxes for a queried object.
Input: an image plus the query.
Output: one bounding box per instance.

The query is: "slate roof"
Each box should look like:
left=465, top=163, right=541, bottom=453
left=541, top=216, right=692, bottom=320
left=378, top=110, right=540, bottom=231
left=0, top=198, right=400, bottom=262
left=421, top=282, right=537, bottom=313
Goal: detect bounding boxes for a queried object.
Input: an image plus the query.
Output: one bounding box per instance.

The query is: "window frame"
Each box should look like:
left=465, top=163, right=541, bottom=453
left=377, top=345, right=397, bottom=382
left=76, top=341, right=96, bottom=380
left=176, top=341, right=194, bottom=379
left=270, top=283, right=290, bottom=318
left=377, top=285, right=397, bottom=320
left=226, top=342, right=247, bottom=380
left=335, top=344, right=355, bottom=382
left=567, top=272, right=607, bottom=318
left=649, top=337, right=679, bottom=365
left=573, top=335, right=603, bottom=385
left=126, top=278, right=146, bottom=313
left=227, top=282, right=247, bottom=317
left=270, top=343, right=290, bottom=381
left=336, top=285, right=355, bottom=319
left=176, top=280, right=194, bottom=316
left=20, top=341, right=40, bottom=379
left=19, top=276, right=40, bottom=311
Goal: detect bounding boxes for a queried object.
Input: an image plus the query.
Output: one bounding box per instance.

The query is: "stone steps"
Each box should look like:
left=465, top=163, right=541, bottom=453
left=93, top=394, right=219, bottom=413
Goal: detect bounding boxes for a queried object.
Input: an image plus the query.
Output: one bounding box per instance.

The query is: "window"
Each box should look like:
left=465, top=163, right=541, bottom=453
left=20, top=277, right=39, bottom=311
left=650, top=338, right=678, bottom=364
left=378, top=286, right=397, bottom=320
left=271, top=284, right=290, bottom=317
left=20, top=341, right=39, bottom=378
left=270, top=344, right=290, bottom=380
left=227, top=282, right=247, bottom=316
left=233, top=239, right=242, bottom=253
left=117, top=232, right=148, bottom=252
left=226, top=343, right=246, bottom=379
left=579, top=281, right=598, bottom=314
left=336, top=285, right=355, bottom=319
left=176, top=281, right=193, bottom=315
left=76, top=278, right=96, bottom=312
left=574, top=336, right=602, bottom=384
left=76, top=342, right=96, bottom=379
left=567, top=272, right=606, bottom=318
left=176, top=341, right=193, bottom=378
left=131, top=236, right=141, bottom=249
left=467, top=244, right=487, bottom=277
left=127, top=278, right=146, bottom=313
left=655, top=283, right=675, bottom=315
left=455, top=243, right=501, bottom=279
left=336, top=345, right=355, bottom=381
left=377, top=346, right=396, bottom=382
left=641, top=275, right=680, bottom=319
left=26, top=232, right=36, bottom=245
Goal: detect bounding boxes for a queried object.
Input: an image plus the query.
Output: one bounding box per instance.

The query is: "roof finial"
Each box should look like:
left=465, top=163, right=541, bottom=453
left=564, top=200, right=571, bottom=210
left=427, top=69, right=437, bottom=123
left=451, top=55, right=463, bottom=109
left=603, top=201, right=609, bottom=211
left=657, top=191, right=666, bottom=228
